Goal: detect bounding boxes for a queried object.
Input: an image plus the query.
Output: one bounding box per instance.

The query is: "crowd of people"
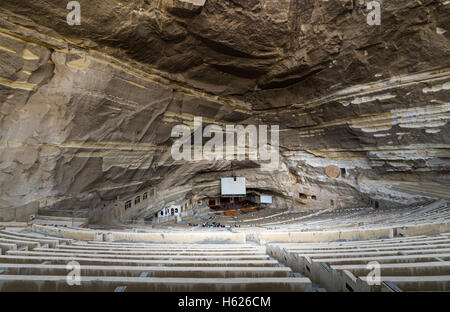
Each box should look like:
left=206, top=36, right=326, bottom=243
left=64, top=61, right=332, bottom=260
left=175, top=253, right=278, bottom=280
left=187, top=221, right=241, bottom=229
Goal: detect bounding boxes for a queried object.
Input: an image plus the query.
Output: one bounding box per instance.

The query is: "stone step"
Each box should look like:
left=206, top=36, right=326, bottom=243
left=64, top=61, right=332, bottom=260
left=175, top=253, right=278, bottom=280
left=279, top=239, right=450, bottom=250
left=73, top=246, right=262, bottom=252
left=305, top=254, right=450, bottom=292
left=312, top=253, right=450, bottom=266
left=33, top=248, right=265, bottom=256
left=330, top=261, right=450, bottom=292
left=0, top=275, right=312, bottom=292
left=0, top=243, right=17, bottom=254
left=6, top=250, right=270, bottom=261
left=71, top=243, right=263, bottom=251
left=0, top=255, right=279, bottom=267
left=71, top=247, right=262, bottom=253
left=0, top=263, right=292, bottom=278
left=392, top=185, right=450, bottom=199
left=332, top=261, right=450, bottom=277
left=73, top=243, right=260, bottom=250
left=0, top=238, right=40, bottom=250
left=0, top=231, right=72, bottom=245
left=83, top=241, right=253, bottom=248
left=271, top=235, right=450, bottom=248
left=394, top=184, right=450, bottom=194
left=286, top=242, right=450, bottom=254
left=293, top=247, right=450, bottom=259
left=0, top=233, right=59, bottom=248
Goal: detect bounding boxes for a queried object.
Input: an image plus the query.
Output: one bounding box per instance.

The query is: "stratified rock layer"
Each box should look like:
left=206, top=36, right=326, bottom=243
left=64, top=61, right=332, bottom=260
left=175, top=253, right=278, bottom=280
left=0, top=0, right=448, bottom=221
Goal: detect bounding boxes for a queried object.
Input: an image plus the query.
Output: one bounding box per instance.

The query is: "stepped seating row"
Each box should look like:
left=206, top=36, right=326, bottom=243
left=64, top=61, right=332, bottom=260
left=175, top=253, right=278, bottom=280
left=178, top=208, right=317, bottom=228
left=263, top=200, right=449, bottom=231
left=213, top=210, right=310, bottom=227
left=0, top=230, right=312, bottom=292
left=160, top=199, right=447, bottom=231
left=0, top=230, right=72, bottom=253
left=325, top=201, right=447, bottom=229
left=392, top=183, right=450, bottom=199
left=267, top=233, right=450, bottom=292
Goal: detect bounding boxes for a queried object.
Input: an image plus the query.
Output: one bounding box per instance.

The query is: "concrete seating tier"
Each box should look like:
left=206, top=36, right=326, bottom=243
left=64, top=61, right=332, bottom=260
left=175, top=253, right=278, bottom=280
left=0, top=242, right=17, bottom=254
left=0, top=229, right=73, bottom=251
left=1, top=230, right=73, bottom=245
left=0, top=231, right=312, bottom=292
left=0, top=255, right=280, bottom=267
left=267, top=233, right=450, bottom=292
left=31, top=224, right=247, bottom=243
left=211, top=209, right=306, bottom=227
left=119, top=199, right=447, bottom=231
left=162, top=210, right=312, bottom=229
left=33, top=200, right=448, bottom=245
left=29, top=215, right=88, bottom=228
left=0, top=275, right=311, bottom=292
left=262, top=199, right=449, bottom=231
left=0, top=263, right=293, bottom=278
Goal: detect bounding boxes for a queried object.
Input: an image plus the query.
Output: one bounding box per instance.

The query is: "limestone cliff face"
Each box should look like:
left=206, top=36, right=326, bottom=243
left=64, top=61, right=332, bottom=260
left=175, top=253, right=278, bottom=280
left=0, top=0, right=448, bottom=221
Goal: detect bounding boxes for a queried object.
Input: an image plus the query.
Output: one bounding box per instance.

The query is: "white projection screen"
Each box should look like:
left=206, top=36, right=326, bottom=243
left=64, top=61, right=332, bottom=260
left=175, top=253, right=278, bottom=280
left=260, top=195, right=273, bottom=204
left=221, top=178, right=246, bottom=196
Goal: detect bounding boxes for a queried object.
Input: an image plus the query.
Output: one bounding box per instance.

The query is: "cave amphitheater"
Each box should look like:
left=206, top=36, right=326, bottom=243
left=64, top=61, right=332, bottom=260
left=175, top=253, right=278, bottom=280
left=0, top=0, right=449, bottom=292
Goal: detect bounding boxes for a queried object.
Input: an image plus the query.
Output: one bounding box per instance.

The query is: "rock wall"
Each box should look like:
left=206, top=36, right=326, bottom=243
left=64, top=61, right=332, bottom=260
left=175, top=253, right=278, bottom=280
left=0, top=0, right=448, bottom=221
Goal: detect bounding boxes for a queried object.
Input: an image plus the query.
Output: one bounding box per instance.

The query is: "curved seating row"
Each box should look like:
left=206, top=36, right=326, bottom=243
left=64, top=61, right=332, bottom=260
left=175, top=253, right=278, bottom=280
left=0, top=229, right=312, bottom=292
left=267, top=233, right=450, bottom=291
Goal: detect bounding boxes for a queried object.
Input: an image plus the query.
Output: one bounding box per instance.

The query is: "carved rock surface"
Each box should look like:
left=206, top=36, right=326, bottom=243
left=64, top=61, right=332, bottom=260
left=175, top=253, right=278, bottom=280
left=0, top=0, right=448, bottom=221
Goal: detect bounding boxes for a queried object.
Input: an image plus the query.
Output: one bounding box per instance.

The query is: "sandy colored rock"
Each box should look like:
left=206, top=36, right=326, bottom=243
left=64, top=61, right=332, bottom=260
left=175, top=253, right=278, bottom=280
left=0, top=0, right=447, bottom=221
left=325, top=166, right=341, bottom=179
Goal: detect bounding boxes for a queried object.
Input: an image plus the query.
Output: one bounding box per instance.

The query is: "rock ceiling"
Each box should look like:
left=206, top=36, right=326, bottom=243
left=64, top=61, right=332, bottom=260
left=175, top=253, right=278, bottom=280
left=0, top=0, right=448, bottom=218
